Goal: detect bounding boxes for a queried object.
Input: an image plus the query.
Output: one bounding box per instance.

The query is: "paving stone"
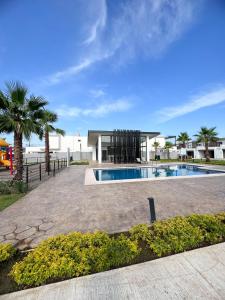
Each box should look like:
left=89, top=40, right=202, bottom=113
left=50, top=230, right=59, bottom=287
left=5, top=233, right=16, bottom=240
left=15, top=225, right=30, bottom=234
left=0, top=224, right=16, bottom=236
left=16, top=227, right=37, bottom=240
left=39, top=222, right=54, bottom=231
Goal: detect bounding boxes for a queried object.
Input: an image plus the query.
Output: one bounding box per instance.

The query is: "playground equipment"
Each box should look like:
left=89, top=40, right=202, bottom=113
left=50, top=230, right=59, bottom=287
left=0, top=138, right=13, bottom=175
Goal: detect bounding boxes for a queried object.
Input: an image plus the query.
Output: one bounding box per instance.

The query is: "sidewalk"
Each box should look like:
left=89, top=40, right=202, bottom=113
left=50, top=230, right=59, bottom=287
left=1, top=243, right=225, bottom=299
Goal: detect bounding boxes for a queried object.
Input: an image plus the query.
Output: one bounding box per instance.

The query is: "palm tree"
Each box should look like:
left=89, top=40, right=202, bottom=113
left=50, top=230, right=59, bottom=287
left=194, top=127, right=218, bottom=162
left=152, top=141, right=160, bottom=160
left=0, top=82, right=47, bottom=180
left=177, top=132, right=190, bottom=148
left=164, top=141, right=173, bottom=159
left=40, top=111, right=65, bottom=172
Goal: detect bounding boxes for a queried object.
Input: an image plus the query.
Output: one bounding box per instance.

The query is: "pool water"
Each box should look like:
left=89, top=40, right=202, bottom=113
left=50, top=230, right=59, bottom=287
left=94, top=164, right=224, bottom=181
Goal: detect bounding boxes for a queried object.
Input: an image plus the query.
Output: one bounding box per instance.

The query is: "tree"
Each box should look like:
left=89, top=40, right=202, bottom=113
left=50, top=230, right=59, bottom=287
left=40, top=111, right=65, bottom=172
left=194, top=127, right=218, bottom=162
left=0, top=82, right=47, bottom=180
left=177, top=132, right=190, bottom=148
left=152, top=141, right=160, bottom=160
left=164, top=141, right=173, bottom=159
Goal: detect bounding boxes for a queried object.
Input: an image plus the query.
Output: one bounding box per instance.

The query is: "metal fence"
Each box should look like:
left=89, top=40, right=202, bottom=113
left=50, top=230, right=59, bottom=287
left=23, top=158, right=67, bottom=189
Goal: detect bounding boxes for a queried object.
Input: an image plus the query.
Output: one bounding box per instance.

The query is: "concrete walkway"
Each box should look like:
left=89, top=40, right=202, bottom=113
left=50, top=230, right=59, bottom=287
left=0, top=165, right=225, bottom=249
left=1, top=243, right=225, bottom=299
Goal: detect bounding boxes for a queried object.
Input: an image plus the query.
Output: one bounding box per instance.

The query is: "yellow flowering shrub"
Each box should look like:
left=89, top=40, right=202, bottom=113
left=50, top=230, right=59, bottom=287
left=187, top=214, right=225, bottom=243
left=10, top=231, right=138, bottom=286
left=148, top=217, right=203, bottom=256
left=129, top=213, right=225, bottom=257
left=0, top=243, right=16, bottom=262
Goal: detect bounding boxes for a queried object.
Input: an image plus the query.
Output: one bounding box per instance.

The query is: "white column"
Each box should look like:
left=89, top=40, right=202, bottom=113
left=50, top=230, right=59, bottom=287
left=92, top=146, right=96, bottom=161
left=67, top=148, right=70, bottom=167
left=98, top=135, right=102, bottom=164
left=146, top=136, right=150, bottom=162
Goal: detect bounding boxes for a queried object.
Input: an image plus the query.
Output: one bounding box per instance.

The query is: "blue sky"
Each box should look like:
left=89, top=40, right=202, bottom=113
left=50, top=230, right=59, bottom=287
left=0, top=0, right=225, bottom=145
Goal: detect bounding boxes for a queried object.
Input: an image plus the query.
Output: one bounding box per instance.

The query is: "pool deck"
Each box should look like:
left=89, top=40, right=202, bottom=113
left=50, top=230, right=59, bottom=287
left=0, top=163, right=225, bottom=249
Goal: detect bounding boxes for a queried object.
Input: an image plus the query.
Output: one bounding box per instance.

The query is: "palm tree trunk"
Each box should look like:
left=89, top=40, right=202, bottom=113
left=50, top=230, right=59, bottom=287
left=45, top=131, right=50, bottom=172
left=167, top=150, right=170, bottom=159
left=14, top=130, right=23, bottom=181
left=205, top=142, right=210, bottom=162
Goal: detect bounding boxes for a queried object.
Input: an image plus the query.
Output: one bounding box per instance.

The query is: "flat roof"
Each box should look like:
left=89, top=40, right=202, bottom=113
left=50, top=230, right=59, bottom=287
left=88, top=130, right=160, bottom=146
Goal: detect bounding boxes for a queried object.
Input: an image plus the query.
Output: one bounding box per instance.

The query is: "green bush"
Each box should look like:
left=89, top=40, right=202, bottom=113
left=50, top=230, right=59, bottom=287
left=148, top=217, right=203, bottom=257
left=0, top=181, right=26, bottom=194
left=0, top=181, right=12, bottom=194
left=10, top=231, right=138, bottom=286
left=129, top=224, right=151, bottom=242
left=0, top=243, right=16, bottom=262
left=187, top=214, right=225, bottom=243
left=129, top=214, right=225, bottom=257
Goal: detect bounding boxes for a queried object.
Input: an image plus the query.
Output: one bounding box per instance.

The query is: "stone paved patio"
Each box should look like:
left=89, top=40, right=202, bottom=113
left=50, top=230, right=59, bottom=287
left=0, top=164, right=225, bottom=249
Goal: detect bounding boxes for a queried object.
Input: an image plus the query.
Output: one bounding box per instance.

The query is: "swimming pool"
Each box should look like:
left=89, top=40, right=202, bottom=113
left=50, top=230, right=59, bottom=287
left=94, top=164, right=225, bottom=181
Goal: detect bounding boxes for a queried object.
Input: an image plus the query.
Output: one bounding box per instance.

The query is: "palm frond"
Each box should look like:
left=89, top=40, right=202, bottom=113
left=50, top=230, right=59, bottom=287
left=5, top=81, right=28, bottom=106
left=28, top=95, right=48, bottom=111
left=55, top=128, right=65, bottom=136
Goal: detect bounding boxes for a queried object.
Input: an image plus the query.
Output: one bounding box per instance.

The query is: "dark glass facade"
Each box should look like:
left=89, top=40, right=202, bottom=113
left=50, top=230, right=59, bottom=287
left=112, top=130, right=141, bottom=163
left=96, top=130, right=147, bottom=163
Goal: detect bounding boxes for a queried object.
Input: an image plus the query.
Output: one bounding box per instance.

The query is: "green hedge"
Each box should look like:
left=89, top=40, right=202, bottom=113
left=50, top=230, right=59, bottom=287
left=9, top=212, right=225, bottom=287
left=129, top=213, right=225, bottom=257
left=11, top=232, right=138, bottom=286
left=0, top=243, right=16, bottom=262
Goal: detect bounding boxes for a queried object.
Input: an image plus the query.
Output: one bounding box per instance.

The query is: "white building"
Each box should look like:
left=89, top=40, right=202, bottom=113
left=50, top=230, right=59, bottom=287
left=178, top=138, right=225, bottom=160
left=49, top=135, right=92, bottom=153
left=25, top=130, right=178, bottom=163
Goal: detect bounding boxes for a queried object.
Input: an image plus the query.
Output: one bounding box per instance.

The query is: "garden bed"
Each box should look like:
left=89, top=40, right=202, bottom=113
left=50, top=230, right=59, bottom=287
left=0, top=212, right=225, bottom=295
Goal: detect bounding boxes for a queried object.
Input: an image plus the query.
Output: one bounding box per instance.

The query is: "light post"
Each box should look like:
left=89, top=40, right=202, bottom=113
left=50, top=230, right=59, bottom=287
left=78, top=139, right=81, bottom=160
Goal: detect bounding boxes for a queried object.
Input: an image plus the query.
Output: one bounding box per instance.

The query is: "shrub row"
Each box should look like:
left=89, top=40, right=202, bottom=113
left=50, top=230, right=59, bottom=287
left=10, top=232, right=138, bottom=286
left=129, top=213, right=225, bottom=256
left=2, top=212, right=225, bottom=287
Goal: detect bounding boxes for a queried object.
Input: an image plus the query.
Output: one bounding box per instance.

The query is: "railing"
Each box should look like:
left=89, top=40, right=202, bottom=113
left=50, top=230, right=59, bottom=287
left=23, top=158, right=67, bottom=189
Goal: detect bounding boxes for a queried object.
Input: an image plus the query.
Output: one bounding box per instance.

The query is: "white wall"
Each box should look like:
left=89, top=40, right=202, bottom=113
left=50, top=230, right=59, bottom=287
left=49, top=135, right=93, bottom=153
left=148, top=136, right=166, bottom=150
left=25, top=146, right=45, bottom=153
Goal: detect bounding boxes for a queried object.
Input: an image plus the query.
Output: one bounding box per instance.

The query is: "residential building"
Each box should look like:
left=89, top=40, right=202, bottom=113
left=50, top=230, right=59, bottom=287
left=177, top=138, right=225, bottom=159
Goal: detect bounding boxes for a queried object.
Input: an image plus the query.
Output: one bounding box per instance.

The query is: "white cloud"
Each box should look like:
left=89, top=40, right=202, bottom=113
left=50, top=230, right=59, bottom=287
left=90, top=89, right=106, bottom=98
left=56, top=98, right=132, bottom=118
left=106, top=0, right=199, bottom=63
left=46, top=59, right=93, bottom=85
left=45, top=51, right=112, bottom=85
left=157, top=86, right=225, bottom=122
left=83, top=0, right=107, bottom=45
left=44, top=0, right=200, bottom=85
